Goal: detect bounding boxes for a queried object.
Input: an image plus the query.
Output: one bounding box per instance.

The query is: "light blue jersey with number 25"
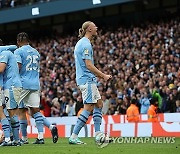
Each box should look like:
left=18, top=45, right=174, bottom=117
left=14, top=45, right=40, bottom=90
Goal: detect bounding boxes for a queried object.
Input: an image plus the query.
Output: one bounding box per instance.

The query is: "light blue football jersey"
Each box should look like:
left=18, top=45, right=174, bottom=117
left=14, top=45, right=40, bottom=90
left=0, top=45, right=17, bottom=88
left=0, top=50, right=22, bottom=89
left=0, top=45, right=17, bottom=52
left=74, top=37, right=96, bottom=85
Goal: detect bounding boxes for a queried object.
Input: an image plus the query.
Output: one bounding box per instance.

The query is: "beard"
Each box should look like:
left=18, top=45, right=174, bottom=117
left=90, top=34, right=98, bottom=45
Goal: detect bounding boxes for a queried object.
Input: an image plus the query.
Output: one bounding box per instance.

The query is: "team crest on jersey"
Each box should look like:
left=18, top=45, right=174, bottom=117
left=84, top=49, right=89, bottom=55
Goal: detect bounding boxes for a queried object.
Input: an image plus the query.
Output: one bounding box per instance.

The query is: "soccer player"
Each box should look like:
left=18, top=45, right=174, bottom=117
left=69, top=21, right=112, bottom=144
left=0, top=40, right=12, bottom=146
left=0, top=40, right=22, bottom=146
left=14, top=32, right=58, bottom=144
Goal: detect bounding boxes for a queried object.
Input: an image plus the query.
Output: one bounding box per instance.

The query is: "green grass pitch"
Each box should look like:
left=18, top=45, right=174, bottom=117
left=0, top=138, right=179, bottom=154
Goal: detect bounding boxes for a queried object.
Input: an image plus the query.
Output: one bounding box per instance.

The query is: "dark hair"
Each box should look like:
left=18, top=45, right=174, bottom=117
left=131, top=99, right=137, bottom=104
left=150, top=97, right=158, bottom=105
left=0, top=39, right=3, bottom=45
left=17, top=32, right=30, bottom=43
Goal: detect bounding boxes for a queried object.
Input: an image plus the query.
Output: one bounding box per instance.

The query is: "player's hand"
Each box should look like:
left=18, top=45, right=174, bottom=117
left=103, top=74, right=112, bottom=81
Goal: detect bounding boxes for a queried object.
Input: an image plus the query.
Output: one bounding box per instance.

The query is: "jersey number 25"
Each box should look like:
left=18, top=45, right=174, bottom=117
left=26, top=55, right=39, bottom=72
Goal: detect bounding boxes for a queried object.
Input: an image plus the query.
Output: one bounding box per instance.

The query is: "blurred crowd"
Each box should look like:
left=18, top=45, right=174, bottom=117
left=0, top=0, right=51, bottom=8
left=32, top=17, right=180, bottom=117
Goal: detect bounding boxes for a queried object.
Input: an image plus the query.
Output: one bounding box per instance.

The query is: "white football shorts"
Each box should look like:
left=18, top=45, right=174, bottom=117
left=79, top=83, right=101, bottom=104
left=4, top=87, right=22, bottom=109
left=19, top=90, right=40, bottom=108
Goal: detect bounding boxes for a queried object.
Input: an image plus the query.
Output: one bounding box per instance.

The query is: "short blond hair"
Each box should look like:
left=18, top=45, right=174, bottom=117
left=78, top=21, right=92, bottom=38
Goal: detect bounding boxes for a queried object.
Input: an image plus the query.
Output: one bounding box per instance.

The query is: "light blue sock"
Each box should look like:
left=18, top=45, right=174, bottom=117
left=4, top=108, right=12, bottom=136
left=20, top=120, right=27, bottom=137
left=42, top=115, right=51, bottom=128
left=1, top=118, right=10, bottom=138
left=73, top=110, right=90, bottom=135
left=93, top=107, right=102, bottom=132
left=6, top=115, right=13, bottom=136
left=33, top=112, right=44, bottom=133
left=10, top=115, right=20, bottom=141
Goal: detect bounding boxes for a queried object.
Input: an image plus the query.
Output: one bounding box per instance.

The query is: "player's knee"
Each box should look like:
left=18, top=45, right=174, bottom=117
left=30, top=107, right=40, bottom=115
left=0, top=106, right=3, bottom=112
left=18, top=108, right=27, bottom=119
left=84, top=104, right=94, bottom=112
left=7, top=109, right=18, bottom=117
left=18, top=108, right=25, bottom=114
left=0, top=106, right=5, bottom=118
left=96, top=99, right=103, bottom=109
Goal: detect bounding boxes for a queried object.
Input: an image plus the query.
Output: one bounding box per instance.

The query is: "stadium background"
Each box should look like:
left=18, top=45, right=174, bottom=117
left=0, top=0, right=179, bottom=41
left=0, top=0, right=180, bottom=140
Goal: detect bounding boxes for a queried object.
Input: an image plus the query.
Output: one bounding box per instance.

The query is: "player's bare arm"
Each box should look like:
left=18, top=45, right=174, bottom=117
left=0, top=63, right=6, bottom=72
left=85, top=59, right=112, bottom=81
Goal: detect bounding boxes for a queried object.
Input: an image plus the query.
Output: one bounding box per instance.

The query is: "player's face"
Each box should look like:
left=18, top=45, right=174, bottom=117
left=89, top=22, right=98, bottom=36
left=17, top=40, right=23, bottom=47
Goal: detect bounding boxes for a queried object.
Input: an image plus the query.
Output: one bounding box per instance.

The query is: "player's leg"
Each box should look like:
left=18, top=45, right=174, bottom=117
left=82, top=83, right=103, bottom=136
left=27, top=90, right=58, bottom=144
left=4, top=87, right=21, bottom=146
left=19, top=107, right=58, bottom=144
left=20, top=90, right=44, bottom=144
left=93, top=99, right=103, bottom=136
left=0, top=106, right=12, bottom=146
left=69, top=104, right=93, bottom=144
left=30, top=108, right=58, bottom=144
left=93, top=98, right=112, bottom=144
left=42, top=115, right=58, bottom=143
left=18, top=105, right=28, bottom=144
left=3, top=107, right=13, bottom=141
left=89, top=83, right=105, bottom=142
left=69, top=83, right=97, bottom=144
left=30, top=107, right=45, bottom=144
left=7, top=109, right=21, bottom=146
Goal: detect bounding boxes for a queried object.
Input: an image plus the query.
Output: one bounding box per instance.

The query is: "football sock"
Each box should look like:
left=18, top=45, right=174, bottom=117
left=71, top=133, right=78, bottom=139
left=93, top=107, right=102, bottom=133
left=1, top=118, right=11, bottom=139
left=33, top=112, right=44, bottom=139
left=72, top=109, right=90, bottom=136
left=38, top=132, right=44, bottom=140
left=4, top=108, right=12, bottom=135
left=10, top=115, right=20, bottom=142
left=20, top=119, right=28, bottom=139
left=42, top=115, right=52, bottom=129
